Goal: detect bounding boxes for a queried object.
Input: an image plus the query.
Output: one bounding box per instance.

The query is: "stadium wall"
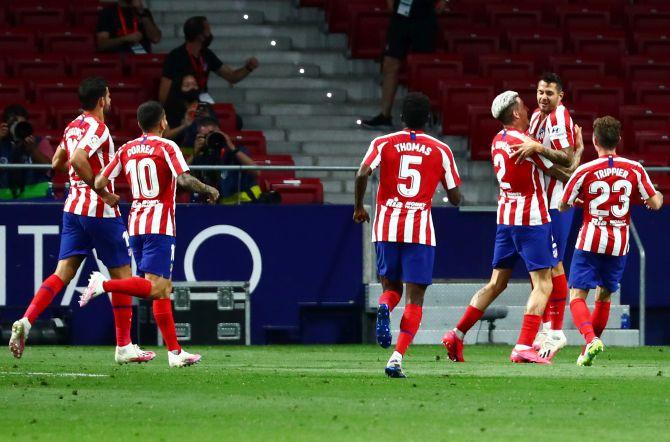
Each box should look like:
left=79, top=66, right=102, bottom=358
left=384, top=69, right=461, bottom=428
left=0, top=204, right=668, bottom=344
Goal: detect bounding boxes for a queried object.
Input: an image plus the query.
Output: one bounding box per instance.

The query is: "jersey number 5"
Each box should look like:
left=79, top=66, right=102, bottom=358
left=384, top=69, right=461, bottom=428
left=588, top=180, right=632, bottom=218
left=397, top=155, right=422, bottom=198
left=127, top=158, right=160, bottom=199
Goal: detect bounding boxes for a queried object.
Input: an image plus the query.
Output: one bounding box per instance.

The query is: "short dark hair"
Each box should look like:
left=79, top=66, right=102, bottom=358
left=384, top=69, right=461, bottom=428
left=593, top=116, right=621, bottom=150
left=401, top=92, right=431, bottom=130
left=196, top=116, right=219, bottom=129
left=78, top=77, right=108, bottom=111
left=184, top=16, right=207, bottom=42
left=539, top=72, right=563, bottom=92
left=137, top=101, right=165, bottom=132
left=3, top=104, right=29, bottom=122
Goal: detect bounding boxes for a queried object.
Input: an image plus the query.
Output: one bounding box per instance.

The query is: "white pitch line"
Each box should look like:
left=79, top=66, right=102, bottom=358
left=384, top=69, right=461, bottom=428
left=0, top=371, right=109, bottom=378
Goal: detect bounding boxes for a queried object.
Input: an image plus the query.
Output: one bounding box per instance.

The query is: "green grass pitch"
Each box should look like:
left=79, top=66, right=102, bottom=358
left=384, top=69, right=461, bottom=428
left=1, top=345, right=669, bottom=441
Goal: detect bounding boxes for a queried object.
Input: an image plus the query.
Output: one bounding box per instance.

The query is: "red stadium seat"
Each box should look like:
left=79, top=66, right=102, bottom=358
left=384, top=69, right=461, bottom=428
left=106, top=80, right=145, bottom=106
left=437, top=6, right=475, bottom=31
left=549, top=56, right=607, bottom=82
left=0, top=79, right=28, bottom=103
left=51, top=170, right=69, bottom=199
left=626, top=5, right=670, bottom=31
left=34, top=80, right=81, bottom=106
left=300, top=0, right=326, bottom=7
left=569, top=30, right=628, bottom=73
left=40, top=129, right=64, bottom=152
left=115, top=107, right=140, bottom=133
left=52, top=107, right=86, bottom=131
left=440, top=78, right=495, bottom=135
left=10, top=55, right=66, bottom=78
left=564, top=104, right=600, bottom=129
left=22, top=104, right=52, bottom=130
left=12, top=6, right=68, bottom=27
left=633, top=32, right=670, bottom=57
left=253, top=154, right=295, bottom=185
left=570, top=80, right=625, bottom=117
left=501, top=78, right=539, bottom=110
left=70, top=54, right=124, bottom=78
left=0, top=30, right=37, bottom=52
left=486, top=5, right=543, bottom=28
left=627, top=151, right=670, bottom=167
left=651, top=173, right=670, bottom=195
left=347, top=4, right=389, bottom=59
left=112, top=130, right=138, bottom=147
left=125, top=53, right=166, bottom=93
left=211, top=103, right=238, bottom=132
left=467, top=105, right=499, bottom=161
left=622, top=56, right=670, bottom=82
left=42, top=31, right=95, bottom=53
left=407, top=54, right=464, bottom=106
left=479, top=54, right=535, bottom=84
left=507, top=28, right=563, bottom=69
left=558, top=5, right=611, bottom=30
left=634, top=131, right=670, bottom=153
left=72, top=5, right=104, bottom=30
left=574, top=0, right=629, bottom=25
left=444, top=28, right=502, bottom=74
left=267, top=178, right=324, bottom=204
left=620, top=106, right=670, bottom=143
left=632, top=82, right=670, bottom=106
left=326, top=0, right=385, bottom=33
left=229, top=131, right=267, bottom=156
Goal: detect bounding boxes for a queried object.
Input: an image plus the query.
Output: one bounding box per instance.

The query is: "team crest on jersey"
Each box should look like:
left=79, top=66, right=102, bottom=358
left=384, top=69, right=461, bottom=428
left=89, top=135, right=101, bottom=149
left=537, top=128, right=545, bottom=139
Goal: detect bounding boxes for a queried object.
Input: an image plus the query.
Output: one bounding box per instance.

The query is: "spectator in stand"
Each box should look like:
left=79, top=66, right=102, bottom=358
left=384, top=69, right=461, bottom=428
left=164, top=75, right=219, bottom=146
left=0, top=105, right=52, bottom=199
left=96, top=0, right=162, bottom=54
left=361, top=0, right=447, bottom=129
left=187, top=117, right=261, bottom=204
left=158, top=16, right=260, bottom=104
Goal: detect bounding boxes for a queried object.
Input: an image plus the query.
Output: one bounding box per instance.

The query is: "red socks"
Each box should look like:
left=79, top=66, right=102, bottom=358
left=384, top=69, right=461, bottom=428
left=103, top=277, right=152, bottom=298
left=545, top=274, right=568, bottom=330
left=517, top=314, right=542, bottom=347
left=153, top=298, right=181, bottom=352
left=378, top=290, right=401, bottom=312
left=395, top=303, right=422, bottom=355
left=570, top=298, right=596, bottom=343
left=111, top=293, right=133, bottom=347
left=24, top=274, right=65, bottom=323
left=456, top=305, right=484, bottom=335
left=592, top=301, right=611, bottom=338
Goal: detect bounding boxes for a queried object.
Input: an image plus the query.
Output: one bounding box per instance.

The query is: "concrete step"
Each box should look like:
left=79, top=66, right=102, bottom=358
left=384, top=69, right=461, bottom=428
left=367, top=283, right=621, bottom=309
left=206, top=24, right=347, bottom=50
left=407, top=329, right=640, bottom=346
left=231, top=77, right=380, bottom=101
left=386, top=305, right=631, bottom=331
left=157, top=11, right=266, bottom=25
left=314, top=155, right=361, bottom=167
left=150, top=0, right=296, bottom=22
left=235, top=102, right=260, bottom=117
left=266, top=142, right=301, bottom=154
left=324, top=192, right=354, bottom=205
left=241, top=115, right=275, bottom=129
left=301, top=142, right=369, bottom=156
left=260, top=103, right=380, bottom=117
left=209, top=87, right=348, bottom=104
left=274, top=115, right=363, bottom=129
left=288, top=129, right=384, bottom=143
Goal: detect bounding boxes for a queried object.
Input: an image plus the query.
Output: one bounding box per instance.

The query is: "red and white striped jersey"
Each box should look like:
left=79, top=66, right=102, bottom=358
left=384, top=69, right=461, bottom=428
left=361, top=129, right=461, bottom=246
left=528, top=104, right=575, bottom=209
left=102, top=134, right=190, bottom=236
left=492, top=129, right=553, bottom=226
left=562, top=155, right=657, bottom=256
left=60, top=113, right=120, bottom=218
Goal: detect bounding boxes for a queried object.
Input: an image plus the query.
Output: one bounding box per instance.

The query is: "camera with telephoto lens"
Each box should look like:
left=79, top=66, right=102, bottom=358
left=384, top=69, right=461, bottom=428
left=9, top=121, right=33, bottom=142
left=204, top=131, right=227, bottom=152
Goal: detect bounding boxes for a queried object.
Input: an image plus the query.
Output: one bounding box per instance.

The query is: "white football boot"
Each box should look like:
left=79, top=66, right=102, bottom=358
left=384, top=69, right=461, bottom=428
left=115, top=343, right=157, bottom=364
left=8, top=318, right=31, bottom=359
left=539, top=330, right=568, bottom=360
left=168, top=349, right=202, bottom=367
left=79, top=271, right=108, bottom=307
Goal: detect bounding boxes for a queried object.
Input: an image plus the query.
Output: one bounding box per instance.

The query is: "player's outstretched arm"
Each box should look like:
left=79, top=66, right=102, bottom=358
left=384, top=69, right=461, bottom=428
left=353, top=164, right=371, bottom=223
left=509, top=136, right=572, bottom=167
left=177, top=172, right=220, bottom=204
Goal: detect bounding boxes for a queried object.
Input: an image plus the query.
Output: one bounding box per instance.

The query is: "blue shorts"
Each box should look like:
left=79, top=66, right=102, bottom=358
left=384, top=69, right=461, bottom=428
left=569, top=249, right=627, bottom=293
left=549, top=208, right=575, bottom=262
left=375, top=241, right=434, bottom=286
left=58, top=212, right=131, bottom=268
left=492, top=223, right=558, bottom=272
left=129, top=234, right=176, bottom=279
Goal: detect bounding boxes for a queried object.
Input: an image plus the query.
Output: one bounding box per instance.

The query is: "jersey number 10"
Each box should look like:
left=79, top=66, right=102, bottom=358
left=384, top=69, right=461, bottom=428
left=127, top=158, right=160, bottom=199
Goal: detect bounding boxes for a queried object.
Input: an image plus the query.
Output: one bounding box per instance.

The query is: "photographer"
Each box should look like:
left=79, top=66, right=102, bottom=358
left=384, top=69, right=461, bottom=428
left=96, top=0, right=162, bottom=54
left=0, top=105, right=51, bottom=200
left=188, top=117, right=261, bottom=204
left=163, top=74, right=218, bottom=146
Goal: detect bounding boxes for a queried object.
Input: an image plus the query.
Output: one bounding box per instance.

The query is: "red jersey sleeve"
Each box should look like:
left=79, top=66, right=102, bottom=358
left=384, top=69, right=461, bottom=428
left=439, top=146, right=461, bottom=190
left=361, top=136, right=388, bottom=171
left=562, top=164, right=590, bottom=206
left=636, top=164, right=657, bottom=200
left=102, top=149, right=123, bottom=180
left=162, top=140, right=190, bottom=176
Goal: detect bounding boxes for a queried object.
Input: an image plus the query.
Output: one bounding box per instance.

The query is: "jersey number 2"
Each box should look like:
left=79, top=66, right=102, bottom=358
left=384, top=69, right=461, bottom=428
left=397, top=155, right=422, bottom=198
left=127, top=158, right=159, bottom=199
left=493, top=154, right=512, bottom=190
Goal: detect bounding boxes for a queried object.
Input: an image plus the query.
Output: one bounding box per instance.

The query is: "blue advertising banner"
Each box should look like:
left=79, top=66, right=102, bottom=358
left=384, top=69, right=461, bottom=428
left=0, top=203, right=365, bottom=344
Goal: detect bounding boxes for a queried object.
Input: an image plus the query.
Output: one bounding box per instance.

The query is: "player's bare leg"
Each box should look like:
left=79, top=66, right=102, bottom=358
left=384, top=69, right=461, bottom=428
left=570, top=288, right=605, bottom=366
left=106, top=265, right=156, bottom=364
left=385, top=283, right=425, bottom=378
left=537, top=263, right=569, bottom=359
left=9, top=256, right=82, bottom=359
left=141, top=273, right=201, bottom=367
left=376, top=277, right=403, bottom=348
left=443, top=268, right=512, bottom=362
left=510, top=269, right=552, bottom=364
left=362, top=56, right=399, bottom=129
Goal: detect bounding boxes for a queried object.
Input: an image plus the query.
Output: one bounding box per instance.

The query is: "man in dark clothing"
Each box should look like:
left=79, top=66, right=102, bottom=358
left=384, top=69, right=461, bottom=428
left=362, top=0, right=447, bottom=129
left=96, top=0, right=162, bottom=54
left=158, top=16, right=259, bottom=104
